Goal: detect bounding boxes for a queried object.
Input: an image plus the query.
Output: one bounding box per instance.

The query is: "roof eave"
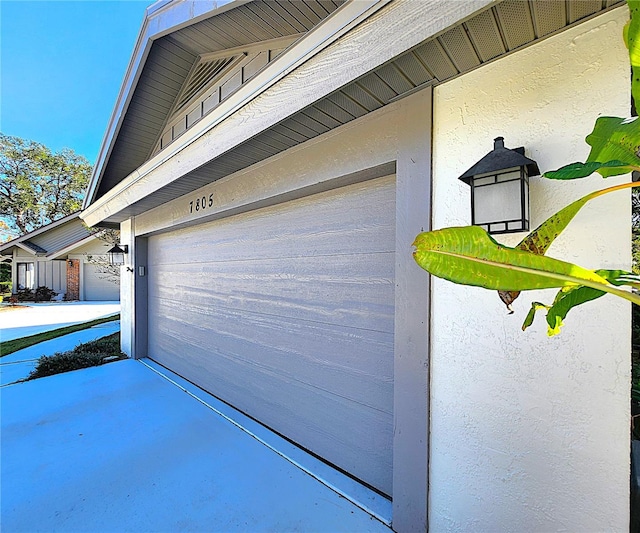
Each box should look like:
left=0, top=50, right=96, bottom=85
left=0, top=212, right=81, bottom=253
left=83, top=0, right=245, bottom=210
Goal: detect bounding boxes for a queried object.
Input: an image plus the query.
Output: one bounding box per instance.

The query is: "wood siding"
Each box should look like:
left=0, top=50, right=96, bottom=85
left=147, top=175, right=395, bottom=495
left=36, top=260, right=67, bottom=294
left=30, top=219, right=90, bottom=255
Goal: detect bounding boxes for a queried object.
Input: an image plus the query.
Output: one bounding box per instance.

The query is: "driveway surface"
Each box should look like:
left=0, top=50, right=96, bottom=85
left=1, top=358, right=392, bottom=532
left=0, top=301, right=120, bottom=342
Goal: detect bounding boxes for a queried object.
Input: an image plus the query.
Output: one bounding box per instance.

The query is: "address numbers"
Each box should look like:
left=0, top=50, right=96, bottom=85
left=189, top=193, right=214, bottom=214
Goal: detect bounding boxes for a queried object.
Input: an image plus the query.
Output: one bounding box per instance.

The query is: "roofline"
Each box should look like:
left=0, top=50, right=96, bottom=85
left=15, top=242, right=40, bottom=256
left=0, top=212, right=81, bottom=254
left=83, top=0, right=244, bottom=209
left=82, top=0, right=393, bottom=224
left=46, top=233, right=102, bottom=260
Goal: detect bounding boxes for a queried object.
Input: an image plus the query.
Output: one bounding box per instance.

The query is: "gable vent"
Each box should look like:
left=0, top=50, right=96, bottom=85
left=174, top=55, right=243, bottom=113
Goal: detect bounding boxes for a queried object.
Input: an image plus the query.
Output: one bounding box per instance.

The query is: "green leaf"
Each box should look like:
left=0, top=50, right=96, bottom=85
left=521, top=302, right=549, bottom=331
left=627, top=0, right=640, bottom=107
left=521, top=270, right=637, bottom=336
left=499, top=181, right=640, bottom=308
left=543, top=160, right=634, bottom=180
left=413, top=226, right=609, bottom=290
left=517, top=192, right=595, bottom=256
left=412, top=226, right=640, bottom=306
left=584, top=116, right=640, bottom=177
left=544, top=285, right=607, bottom=336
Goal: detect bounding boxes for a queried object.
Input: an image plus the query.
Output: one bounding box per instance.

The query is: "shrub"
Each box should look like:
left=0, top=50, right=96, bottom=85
left=34, top=286, right=56, bottom=302
left=27, top=333, right=126, bottom=380
left=14, top=288, right=34, bottom=301
left=13, top=286, right=57, bottom=302
left=0, top=280, right=11, bottom=295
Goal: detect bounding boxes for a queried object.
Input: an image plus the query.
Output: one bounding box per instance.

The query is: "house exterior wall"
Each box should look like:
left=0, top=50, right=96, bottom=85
left=66, top=259, right=80, bottom=300
left=11, top=249, right=66, bottom=295
left=430, top=7, right=630, bottom=531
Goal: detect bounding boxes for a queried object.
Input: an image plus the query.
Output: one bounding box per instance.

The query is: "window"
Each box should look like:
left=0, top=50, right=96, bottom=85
left=17, top=262, right=35, bottom=290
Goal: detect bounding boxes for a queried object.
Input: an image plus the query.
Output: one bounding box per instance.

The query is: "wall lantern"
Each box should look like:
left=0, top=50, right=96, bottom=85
left=458, top=137, right=540, bottom=235
left=106, top=244, right=128, bottom=266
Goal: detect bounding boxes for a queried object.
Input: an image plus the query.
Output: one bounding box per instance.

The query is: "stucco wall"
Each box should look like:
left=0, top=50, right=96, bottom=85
left=430, top=7, right=631, bottom=531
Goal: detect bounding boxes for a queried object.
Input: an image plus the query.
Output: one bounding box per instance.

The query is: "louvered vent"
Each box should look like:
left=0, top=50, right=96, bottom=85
left=174, top=55, right=241, bottom=112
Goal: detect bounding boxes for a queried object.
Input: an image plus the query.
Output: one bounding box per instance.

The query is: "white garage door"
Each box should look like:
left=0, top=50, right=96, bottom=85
left=83, top=263, right=120, bottom=301
left=147, top=175, right=395, bottom=495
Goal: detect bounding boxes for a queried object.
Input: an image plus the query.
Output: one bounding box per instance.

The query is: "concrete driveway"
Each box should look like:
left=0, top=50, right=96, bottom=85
left=0, top=301, right=120, bottom=342
left=1, top=358, right=392, bottom=532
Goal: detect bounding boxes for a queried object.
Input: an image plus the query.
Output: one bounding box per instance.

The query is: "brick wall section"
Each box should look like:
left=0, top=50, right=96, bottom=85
left=66, top=259, right=79, bottom=300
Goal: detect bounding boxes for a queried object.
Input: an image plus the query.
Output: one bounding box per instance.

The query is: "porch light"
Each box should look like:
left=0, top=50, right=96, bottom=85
left=458, top=137, right=540, bottom=235
left=106, top=244, right=128, bottom=266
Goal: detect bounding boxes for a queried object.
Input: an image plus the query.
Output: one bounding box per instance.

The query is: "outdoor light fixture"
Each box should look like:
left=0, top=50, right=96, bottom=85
left=106, top=244, right=128, bottom=266
left=458, top=137, right=540, bottom=235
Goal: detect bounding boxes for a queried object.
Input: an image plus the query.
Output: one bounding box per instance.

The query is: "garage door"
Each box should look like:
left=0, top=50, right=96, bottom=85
left=83, top=263, right=120, bottom=301
left=147, top=175, right=395, bottom=495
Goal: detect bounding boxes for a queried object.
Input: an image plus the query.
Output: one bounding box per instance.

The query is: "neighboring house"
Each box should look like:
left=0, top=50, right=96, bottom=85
left=81, top=1, right=631, bottom=531
left=0, top=213, right=120, bottom=301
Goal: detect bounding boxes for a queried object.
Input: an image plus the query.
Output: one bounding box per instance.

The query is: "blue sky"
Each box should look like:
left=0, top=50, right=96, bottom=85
left=1, top=0, right=150, bottom=164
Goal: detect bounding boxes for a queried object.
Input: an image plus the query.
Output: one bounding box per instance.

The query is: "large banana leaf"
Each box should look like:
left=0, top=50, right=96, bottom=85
left=626, top=0, right=640, bottom=108
left=413, top=226, right=640, bottom=306
left=498, top=181, right=639, bottom=308
left=544, top=160, right=634, bottom=180
left=543, top=117, right=640, bottom=180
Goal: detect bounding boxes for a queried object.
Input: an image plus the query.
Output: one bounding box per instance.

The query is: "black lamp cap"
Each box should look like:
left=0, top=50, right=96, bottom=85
left=107, top=244, right=128, bottom=254
left=458, top=137, right=541, bottom=185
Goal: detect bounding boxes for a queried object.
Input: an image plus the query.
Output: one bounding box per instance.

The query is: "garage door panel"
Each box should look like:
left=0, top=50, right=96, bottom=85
left=149, top=252, right=395, bottom=333
left=150, top=179, right=395, bottom=266
left=149, top=298, right=393, bottom=411
left=149, top=309, right=393, bottom=493
left=83, top=263, right=120, bottom=301
left=147, top=175, right=395, bottom=495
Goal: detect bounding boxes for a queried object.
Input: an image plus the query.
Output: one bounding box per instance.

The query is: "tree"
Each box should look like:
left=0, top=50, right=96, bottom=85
left=0, top=134, right=91, bottom=235
left=84, top=227, right=121, bottom=286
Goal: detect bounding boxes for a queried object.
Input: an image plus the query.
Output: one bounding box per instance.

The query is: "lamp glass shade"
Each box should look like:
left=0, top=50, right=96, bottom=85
left=106, top=245, right=127, bottom=266
left=470, top=167, right=529, bottom=234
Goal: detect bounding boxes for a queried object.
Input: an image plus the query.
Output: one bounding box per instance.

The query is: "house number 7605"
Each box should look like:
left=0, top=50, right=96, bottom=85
left=190, top=193, right=214, bottom=213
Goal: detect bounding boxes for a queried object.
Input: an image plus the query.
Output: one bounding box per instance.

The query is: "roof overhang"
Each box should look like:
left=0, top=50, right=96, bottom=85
left=0, top=212, right=81, bottom=256
left=82, top=0, right=493, bottom=227
left=82, top=0, right=625, bottom=228
left=15, top=243, right=40, bottom=256
left=46, top=234, right=103, bottom=260
left=84, top=0, right=245, bottom=209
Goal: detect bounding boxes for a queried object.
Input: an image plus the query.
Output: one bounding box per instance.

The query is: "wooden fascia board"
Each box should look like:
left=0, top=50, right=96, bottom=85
left=84, top=0, right=245, bottom=209
left=82, top=0, right=493, bottom=227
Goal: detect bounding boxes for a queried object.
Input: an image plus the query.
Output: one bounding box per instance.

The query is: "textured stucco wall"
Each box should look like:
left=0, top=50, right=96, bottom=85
left=430, top=7, right=631, bottom=531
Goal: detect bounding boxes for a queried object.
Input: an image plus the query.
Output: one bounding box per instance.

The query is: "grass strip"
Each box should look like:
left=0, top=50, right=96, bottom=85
left=1, top=314, right=120, bottom=357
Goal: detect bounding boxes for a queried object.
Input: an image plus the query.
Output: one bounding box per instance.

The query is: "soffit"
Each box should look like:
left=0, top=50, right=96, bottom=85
left=95, top=0, right=345, bottom=201
left=91, top=0, right=624, bottom=224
